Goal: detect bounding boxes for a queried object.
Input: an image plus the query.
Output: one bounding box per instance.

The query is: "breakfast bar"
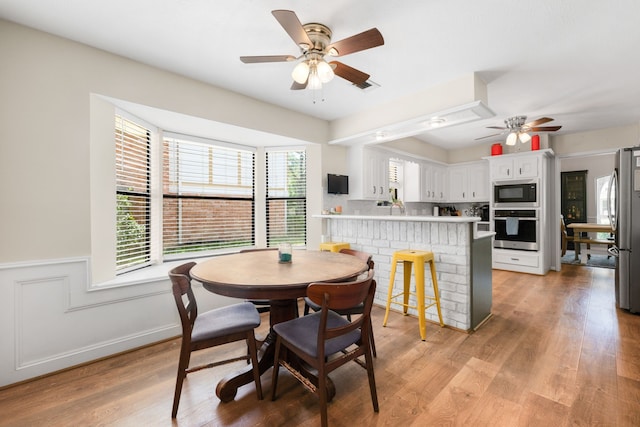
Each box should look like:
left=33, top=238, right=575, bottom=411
left=314, top=214, right=494, bottom=332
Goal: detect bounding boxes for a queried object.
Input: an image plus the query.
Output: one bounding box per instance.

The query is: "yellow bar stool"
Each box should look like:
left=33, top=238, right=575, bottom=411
left=319, top=242, right=351, bottom=253
left=383, top=249, right=444, bottom=340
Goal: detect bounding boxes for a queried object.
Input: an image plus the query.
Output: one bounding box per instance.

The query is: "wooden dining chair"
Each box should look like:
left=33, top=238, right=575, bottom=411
left=303, top=248, right=377, bottom=356
left=169, top=262, right=263, bottom=418
left=239, top=248, right=278, bottom=313
left=271, top=270, right=379, bottom=427
left=560, top=215, right=573, bottom=257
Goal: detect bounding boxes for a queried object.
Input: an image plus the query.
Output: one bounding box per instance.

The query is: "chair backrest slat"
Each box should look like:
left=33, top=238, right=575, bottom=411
left=169, top=262, right=198, bottom=332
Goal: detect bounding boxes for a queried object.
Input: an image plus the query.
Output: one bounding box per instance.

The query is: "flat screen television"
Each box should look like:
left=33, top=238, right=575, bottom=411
left=327, top=174, right=349, bottom=195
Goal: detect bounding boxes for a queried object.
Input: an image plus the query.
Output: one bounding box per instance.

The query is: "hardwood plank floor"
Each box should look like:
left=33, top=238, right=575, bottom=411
left=1, top=265, right=640, bottom=426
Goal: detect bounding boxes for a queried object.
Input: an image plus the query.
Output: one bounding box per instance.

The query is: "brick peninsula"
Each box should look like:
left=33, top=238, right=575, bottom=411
left=314, top=214, right=495, bottom=332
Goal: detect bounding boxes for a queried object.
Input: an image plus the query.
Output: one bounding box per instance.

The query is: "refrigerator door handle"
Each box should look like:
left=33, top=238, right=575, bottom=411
left=607, top=169, right=618, bottom=232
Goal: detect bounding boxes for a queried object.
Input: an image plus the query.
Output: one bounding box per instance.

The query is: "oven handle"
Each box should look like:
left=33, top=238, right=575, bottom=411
left=494, top=217, right=539, bottom=221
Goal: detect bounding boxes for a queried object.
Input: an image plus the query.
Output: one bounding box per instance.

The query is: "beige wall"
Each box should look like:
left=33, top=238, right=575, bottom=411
left=551, top=123, right=640, bottom=156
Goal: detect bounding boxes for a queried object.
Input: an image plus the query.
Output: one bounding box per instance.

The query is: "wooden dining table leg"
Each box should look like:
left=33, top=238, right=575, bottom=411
left=215, top=299, right=335, bottom=403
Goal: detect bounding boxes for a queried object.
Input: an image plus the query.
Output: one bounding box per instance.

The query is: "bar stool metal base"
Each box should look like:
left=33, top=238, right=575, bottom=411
left=382, top=249, right=444, bottom=340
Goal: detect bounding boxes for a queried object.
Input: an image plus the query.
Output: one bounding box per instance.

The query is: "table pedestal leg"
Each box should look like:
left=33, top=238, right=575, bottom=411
left=215, top=299, right=335, bottom=403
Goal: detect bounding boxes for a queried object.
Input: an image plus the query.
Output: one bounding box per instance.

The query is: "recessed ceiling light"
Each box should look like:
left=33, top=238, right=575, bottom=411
left=375, top=131, right=388, bottom=141
left=429, top=117, right=446, bottom=128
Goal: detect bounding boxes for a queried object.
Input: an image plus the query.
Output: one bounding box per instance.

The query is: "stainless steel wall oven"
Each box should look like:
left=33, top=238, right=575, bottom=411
left=493, top=209, right=539, bottom=251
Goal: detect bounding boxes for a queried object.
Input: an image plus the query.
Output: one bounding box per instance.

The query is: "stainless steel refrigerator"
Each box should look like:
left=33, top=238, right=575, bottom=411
left=608, top=146, right=640, bottom=313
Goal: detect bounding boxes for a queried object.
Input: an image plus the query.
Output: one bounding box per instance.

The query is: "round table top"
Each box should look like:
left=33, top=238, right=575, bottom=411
left=190, top=250, right=368, bottom=300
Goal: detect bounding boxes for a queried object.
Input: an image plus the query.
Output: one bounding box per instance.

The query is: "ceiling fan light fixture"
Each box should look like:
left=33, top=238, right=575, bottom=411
left=307, top=70, right=322, bottom=90
left=291, top=61, right=310, bottom=84
left=316, top=60, right=334, bottom=83
left=518, top=132, right=531, bottom=143
left=506, top=132, right=518, bottom=146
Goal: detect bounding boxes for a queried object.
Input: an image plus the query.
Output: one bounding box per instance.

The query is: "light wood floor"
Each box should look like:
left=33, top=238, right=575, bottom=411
left=2, top=265, right=640, bottom=426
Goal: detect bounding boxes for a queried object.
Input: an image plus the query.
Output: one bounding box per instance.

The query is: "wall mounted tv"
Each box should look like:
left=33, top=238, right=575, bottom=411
left=327, top=174, right=349, bottom=195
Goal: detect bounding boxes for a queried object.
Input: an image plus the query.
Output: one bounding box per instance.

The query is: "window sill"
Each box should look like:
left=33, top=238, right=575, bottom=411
left=90, top=255, right=222, bottom=291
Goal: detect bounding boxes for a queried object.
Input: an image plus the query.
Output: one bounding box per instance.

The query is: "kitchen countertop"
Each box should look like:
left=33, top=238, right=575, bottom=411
left=313, top=214, right=481, bottom=223
left=314, top=214, right=495, bottom=240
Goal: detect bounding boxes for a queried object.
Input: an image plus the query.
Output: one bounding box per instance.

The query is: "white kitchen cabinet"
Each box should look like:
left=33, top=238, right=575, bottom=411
left=490, top=155, right=539, bottom=180
left=447, top=161, right=489, bottom=202
left=403, top=160, right=421, bottom=202
left=422, top=162, right=447, bottom=201
left=448, top=166, right=467, bottom=201
left=468, top=163, right=490, bottom=201
left=348, top=145, right=389, bottom=200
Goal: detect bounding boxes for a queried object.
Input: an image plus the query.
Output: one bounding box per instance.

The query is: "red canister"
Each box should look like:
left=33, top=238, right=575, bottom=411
left=491, top=143, right=503, bottom=156
left=531, top=134, right=540, bottom=150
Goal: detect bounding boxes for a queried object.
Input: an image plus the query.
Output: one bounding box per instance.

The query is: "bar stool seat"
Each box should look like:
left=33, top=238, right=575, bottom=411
left=383, top=249, right=444, bottom=340
left=319, top=242, right=351, bottom=252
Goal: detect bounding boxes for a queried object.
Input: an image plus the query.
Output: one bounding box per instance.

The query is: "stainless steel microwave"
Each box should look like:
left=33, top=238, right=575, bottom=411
left=494, top=182, right=538, bottom=207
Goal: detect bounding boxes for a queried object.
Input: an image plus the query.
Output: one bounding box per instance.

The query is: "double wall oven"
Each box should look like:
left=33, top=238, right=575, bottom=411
left=493, top=180, right=540, bottom=251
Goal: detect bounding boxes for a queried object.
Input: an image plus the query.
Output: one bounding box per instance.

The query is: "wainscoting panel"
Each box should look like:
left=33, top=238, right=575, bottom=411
left=0, top=258, right=190, bottom=387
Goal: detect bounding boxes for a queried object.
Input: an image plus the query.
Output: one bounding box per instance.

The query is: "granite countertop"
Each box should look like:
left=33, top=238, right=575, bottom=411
left=313, top=214, right=481, bottom=223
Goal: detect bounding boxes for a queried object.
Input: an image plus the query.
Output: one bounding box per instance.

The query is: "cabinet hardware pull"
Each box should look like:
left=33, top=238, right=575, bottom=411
left=373, top=186, right=376, bottom=194
left=510, top=258, right=519, bottom=261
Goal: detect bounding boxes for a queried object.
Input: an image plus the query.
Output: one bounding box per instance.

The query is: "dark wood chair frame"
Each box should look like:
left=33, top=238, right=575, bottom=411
left=303, top=248, right=377, bottom=356
left=271, top=270, right=379, bottom=427
left=169, top=262, right=263, bottom=418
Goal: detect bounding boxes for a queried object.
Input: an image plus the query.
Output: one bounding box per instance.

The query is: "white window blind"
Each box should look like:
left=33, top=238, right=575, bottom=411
left=163, top=135, right=255, bottom=256
left=115, top=115, right=151, bottom=272
left=266, top=149, right=306, bottom=247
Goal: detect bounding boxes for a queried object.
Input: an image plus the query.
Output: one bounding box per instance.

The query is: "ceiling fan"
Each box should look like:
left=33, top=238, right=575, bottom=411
left=476, top=116, right=562, bottom=145
left=240, top=10, right=384, bottom=90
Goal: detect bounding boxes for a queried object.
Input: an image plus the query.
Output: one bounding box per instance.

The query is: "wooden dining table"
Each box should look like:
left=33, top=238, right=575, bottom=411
left=190, top=249, right=367, bottom=402
left=567, top=223, right=615, bottom=261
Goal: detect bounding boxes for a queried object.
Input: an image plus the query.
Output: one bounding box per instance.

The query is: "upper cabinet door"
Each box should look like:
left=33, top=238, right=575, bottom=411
left=468, top=162, right=489, bottom=201
left=490, top=157, right=514, bottom=180
left=514, top=156, right=539, bottom=178
left=448, top=166, right=468, bottom=202
left=490, top=155, right=540, bottom=180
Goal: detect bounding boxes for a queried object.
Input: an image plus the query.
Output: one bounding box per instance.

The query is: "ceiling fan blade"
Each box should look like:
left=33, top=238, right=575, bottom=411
left=529, top=125, right=562, bottom=132
left=486, top=126, right=507, bottom=130
left=326, top=28, right=384, bottom=57
left=330, top=61, right=370, bottom=85
left=272, top=10, right=313, bottom=49
left=240, top=55, right=296, bottom=64
left=475, top=132, right=504, bottom=140
left=290, top=80, right=307, bottom=90
left=525, top=117, right=554, bottom=128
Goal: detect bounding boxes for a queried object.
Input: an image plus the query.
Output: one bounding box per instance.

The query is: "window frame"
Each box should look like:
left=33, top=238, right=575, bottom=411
left=265, top=147, right=307, bottom=248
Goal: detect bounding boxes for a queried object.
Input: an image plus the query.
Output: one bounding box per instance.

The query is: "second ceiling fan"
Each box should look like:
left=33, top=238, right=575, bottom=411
left=477, top=116, right=562, bottom=145
left=240, top=10, right=384, bottom=90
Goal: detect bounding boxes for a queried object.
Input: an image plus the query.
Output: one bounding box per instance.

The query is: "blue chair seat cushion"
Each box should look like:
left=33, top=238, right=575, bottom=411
left=273, top=311, right=361, bottom=357
left=192, top=302, right=261, bottom=342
